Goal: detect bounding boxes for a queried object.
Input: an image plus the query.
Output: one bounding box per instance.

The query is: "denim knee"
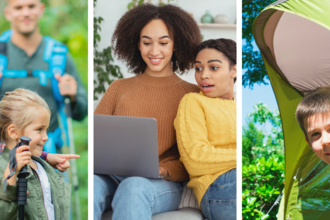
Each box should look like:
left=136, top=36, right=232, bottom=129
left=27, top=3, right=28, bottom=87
left=201, top=169, right=237, bottom=220
left=112, top=177, right=152, bottom=206
left=94, top=175, right=117, bottom=220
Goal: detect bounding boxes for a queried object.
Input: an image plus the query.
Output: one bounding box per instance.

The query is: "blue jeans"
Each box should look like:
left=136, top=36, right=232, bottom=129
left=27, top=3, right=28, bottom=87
left=201, top=168, right=236, bottom=220
left=94, top=174, right=182, bottom=220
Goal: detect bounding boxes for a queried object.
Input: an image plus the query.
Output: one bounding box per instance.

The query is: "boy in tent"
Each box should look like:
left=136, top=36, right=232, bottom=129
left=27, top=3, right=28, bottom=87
left=296, top=86, right=330, bottom=165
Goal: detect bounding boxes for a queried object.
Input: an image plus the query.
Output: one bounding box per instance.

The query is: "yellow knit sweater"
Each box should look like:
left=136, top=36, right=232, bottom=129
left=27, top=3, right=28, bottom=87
left=174, top=91, right=236, bottom=205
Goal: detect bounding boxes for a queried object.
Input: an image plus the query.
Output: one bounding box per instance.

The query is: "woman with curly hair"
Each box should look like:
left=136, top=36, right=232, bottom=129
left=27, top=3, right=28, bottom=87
left=175, top=38, right=237, bottom=220
left=94, top=4, right=201, bottom=220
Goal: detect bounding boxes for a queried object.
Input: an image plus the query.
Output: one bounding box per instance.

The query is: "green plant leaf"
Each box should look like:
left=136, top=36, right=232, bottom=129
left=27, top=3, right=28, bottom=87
left=127, top=2, right=135, bottom=10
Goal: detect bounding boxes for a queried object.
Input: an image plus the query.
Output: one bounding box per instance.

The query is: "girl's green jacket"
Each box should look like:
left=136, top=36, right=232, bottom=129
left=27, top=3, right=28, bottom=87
left=0, top=147, right=71, bottom=220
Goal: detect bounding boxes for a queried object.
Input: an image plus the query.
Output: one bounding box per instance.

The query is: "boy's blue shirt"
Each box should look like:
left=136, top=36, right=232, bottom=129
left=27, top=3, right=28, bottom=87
left=0, top=147, right=71, bottom=220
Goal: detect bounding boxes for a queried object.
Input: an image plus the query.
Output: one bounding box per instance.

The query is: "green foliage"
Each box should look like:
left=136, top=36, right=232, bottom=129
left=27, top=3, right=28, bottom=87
left=243, top=103, right=283, bottom=166
left=242, top=0, right=276, bottom=88
left=127, top=0, right=174, bottom=9
left=71, top=117, right=88, bottom=220
left=1, top=1, right=88, bottom=219
left=242, top=121, right=264, bottom=165
left=127, top=0, right=145, bottom=10
left=243, top=156, right=284, bottom=219
left=94, top=0, right=123, bottom=100
left=243, top=103, right=284, bottom=219
left=250, top=103, right=283, bottom=150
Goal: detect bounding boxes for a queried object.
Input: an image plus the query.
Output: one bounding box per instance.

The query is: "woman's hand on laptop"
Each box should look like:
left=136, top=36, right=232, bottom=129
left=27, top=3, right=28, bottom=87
left=47, top=154, right=80, bottom=172
left=159, top=165, right=169, bottom=177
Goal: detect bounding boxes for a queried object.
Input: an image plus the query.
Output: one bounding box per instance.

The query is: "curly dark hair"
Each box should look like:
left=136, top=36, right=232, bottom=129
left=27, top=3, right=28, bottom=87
left=112, top=4, right=202, bottom=75
left=194, top=38, right=236, bottom=82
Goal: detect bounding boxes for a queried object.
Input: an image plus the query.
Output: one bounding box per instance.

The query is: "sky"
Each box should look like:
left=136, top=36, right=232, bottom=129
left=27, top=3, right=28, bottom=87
left=242, top=79, right=279, bottom=133
left=242, top=38, right=279, bottom=133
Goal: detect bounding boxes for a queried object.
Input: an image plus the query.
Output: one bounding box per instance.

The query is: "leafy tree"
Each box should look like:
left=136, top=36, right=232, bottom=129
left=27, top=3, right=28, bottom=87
left=242, top=121, right=264, bottom=166
left=242, top=0, right=276, bottom=88
left=243, top=103, right=283, bottom=164
left=249, top=103, right=283, bottom=148
left=243, top=103, right=284, bottom=219
left=243, top=156, right=284, bottom=220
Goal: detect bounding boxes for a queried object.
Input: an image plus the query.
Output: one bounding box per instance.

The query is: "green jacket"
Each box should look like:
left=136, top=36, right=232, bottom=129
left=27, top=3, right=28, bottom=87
left=0, top=147, right=71, bottom=219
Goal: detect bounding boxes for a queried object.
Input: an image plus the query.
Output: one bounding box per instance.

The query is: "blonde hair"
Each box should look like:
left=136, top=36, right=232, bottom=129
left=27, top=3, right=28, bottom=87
left=296, top=86, right=330, bottom=137
left=0, top=89, right=50, bottom=143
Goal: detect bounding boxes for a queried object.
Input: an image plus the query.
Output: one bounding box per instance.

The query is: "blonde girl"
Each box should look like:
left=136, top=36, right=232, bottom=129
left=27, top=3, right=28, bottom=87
left=0, top=89, right=71, bottom=220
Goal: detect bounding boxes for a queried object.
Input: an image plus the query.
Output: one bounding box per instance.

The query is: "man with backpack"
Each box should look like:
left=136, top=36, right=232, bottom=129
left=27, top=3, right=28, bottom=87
left=0, top=0, right=87, bottom=155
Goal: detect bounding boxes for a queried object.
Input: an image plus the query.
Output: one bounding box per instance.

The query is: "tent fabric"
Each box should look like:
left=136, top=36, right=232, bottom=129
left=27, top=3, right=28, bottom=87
left=253, top=0, right=330, bottom=219
left=272, top=12, right=330, bottom=94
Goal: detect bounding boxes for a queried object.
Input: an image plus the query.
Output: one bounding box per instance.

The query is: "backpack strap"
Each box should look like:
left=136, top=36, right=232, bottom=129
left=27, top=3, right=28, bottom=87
left=44, top=127, right=63, bottom=154
left=0, top=31, right=70, bottom=148
left=0, top=30, right=12, bottom=43
left=0, top=30, right=29, bottom=87
left=43, top=37, right=70, bottom=146
left=0, top=30, right=11, bottom=87
left=43, top=36, right=68, bottom=104
left=0, top=48, right=8, bottom=87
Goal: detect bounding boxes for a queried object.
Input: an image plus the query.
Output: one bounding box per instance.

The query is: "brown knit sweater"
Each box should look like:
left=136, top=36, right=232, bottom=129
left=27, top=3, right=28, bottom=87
left=94, top=73, right=200, bottom=182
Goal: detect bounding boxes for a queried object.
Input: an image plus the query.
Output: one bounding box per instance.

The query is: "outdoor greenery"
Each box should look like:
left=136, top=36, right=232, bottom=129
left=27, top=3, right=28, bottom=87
left=1, top=1, right=88, bottom=220
left=242, top=0, right=276, bottom=88
left=242, top=0, right=285, bottom=219
left=242, top=104, right=284, bottom=219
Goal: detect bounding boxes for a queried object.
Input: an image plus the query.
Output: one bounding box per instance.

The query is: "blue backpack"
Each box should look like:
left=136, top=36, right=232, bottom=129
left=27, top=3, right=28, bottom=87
left=0, top=30, right=70, bottom=154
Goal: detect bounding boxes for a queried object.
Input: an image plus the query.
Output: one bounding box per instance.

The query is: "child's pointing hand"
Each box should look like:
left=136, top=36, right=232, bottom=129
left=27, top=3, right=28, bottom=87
left=46, top=154, right=80, bottom=172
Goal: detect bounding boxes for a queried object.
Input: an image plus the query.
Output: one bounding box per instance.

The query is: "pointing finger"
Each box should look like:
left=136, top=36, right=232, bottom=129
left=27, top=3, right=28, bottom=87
left=58, top=154, right=80, bottom=159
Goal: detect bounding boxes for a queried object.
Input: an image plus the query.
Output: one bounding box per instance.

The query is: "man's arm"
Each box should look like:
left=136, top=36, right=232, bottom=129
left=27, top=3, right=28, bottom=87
left=55, top=53, right=88, bottom=121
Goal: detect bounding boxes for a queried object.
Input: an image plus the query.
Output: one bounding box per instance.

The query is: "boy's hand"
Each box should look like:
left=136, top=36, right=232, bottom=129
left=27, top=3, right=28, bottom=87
left=16, top=145, right=32, bottom=173
left=47, top=154, right=80, bottom=172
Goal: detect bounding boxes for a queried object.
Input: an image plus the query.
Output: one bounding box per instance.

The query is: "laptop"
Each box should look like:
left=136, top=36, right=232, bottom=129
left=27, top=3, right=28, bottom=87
left=94, top=114, right=167, bottom=179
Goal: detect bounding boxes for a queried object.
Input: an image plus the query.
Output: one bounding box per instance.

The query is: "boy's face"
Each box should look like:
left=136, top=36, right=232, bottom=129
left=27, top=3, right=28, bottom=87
left=306, top=114, right=330, bottom=165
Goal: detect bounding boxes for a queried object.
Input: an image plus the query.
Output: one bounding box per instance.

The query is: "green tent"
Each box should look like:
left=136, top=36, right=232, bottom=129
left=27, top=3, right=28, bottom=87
left=253, top=0, right=330, bottom=219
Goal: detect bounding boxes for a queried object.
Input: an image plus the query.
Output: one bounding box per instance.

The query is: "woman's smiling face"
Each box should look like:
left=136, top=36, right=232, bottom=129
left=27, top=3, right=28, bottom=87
left=195, top=48, right=236, bottom=100
left=138, top=19, right=174, bottom=77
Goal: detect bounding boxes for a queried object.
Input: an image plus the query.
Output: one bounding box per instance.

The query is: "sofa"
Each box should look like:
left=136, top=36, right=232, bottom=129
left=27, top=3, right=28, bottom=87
left=101, top=183, right=203, bottom=220
left=94, top=101, right=204, bottom=220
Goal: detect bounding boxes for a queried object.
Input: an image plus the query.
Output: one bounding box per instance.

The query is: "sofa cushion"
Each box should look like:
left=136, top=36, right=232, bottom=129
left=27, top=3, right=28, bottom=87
left=102, top=208, right=204, bottom=220
left=178, top=183, right=199, bottom=209
left=153, top=208, right=203, bottom=220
